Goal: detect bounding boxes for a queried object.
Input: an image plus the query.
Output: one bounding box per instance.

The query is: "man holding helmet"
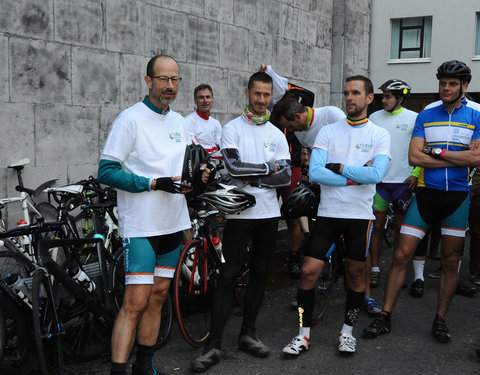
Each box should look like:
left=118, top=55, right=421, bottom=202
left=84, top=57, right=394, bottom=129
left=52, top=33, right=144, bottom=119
left=364, top=60, right=480, bottom=343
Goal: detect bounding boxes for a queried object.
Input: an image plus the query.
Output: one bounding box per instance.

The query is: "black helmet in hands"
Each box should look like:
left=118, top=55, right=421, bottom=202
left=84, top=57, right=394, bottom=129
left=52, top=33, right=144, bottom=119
left=182, top=144, right=212, bottom=201
left=281, top=183, right=318, bottom=219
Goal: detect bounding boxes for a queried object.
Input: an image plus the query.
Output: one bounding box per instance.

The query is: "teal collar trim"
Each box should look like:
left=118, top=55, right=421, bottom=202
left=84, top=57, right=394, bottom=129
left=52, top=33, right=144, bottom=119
left=142, top=96, right=170, bottom=115
left=386, top=107, right=404, bottom=116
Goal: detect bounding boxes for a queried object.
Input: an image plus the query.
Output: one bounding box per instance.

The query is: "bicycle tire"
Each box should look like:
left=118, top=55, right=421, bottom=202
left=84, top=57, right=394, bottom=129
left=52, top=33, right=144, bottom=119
left=174, top=240, right=219, bottom=348
left=31, top=268, right=64, bottom=375
left=110, top=249, right=172, bottom=349
left=0, top=306, right=5, bottom=362
left=0, top=251, right=34, bottom=366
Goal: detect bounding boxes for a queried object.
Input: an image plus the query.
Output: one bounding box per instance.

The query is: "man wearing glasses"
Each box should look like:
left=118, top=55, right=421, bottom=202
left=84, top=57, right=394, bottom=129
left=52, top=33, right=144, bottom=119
left=99, top=55, right=194, bottom=375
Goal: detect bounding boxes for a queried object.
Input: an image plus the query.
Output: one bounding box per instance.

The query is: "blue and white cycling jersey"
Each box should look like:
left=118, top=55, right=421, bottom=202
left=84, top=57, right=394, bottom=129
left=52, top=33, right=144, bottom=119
left=413, top=104, right=480, bottom=191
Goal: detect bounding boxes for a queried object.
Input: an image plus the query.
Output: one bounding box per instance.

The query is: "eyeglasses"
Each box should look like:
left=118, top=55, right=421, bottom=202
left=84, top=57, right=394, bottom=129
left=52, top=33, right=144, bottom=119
left=151, top=75, right=182, bottom=85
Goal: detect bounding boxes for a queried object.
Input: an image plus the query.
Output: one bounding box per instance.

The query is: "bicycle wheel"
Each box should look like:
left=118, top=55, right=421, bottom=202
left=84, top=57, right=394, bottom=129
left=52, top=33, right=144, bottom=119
left=0, top=251, right=34, bottom=366
left=111, top=249, right=173, bottom=349
left=31, top=268, right=64, bottom=375
left=0, top=306, right=5, bottom=362
left=174, top=240, right=219, bottom=348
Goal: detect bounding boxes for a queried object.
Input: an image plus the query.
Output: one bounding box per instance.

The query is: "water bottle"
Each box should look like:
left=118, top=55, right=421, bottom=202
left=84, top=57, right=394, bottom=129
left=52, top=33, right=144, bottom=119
left=212, top=237, right=225, bottom=263
left=69, top=266, right=96, bottom=292
left=5, top=273, right=32, bottom=308
left=182, top=247, right=200, bottom=286
left=16, top=219, right=31, bottom=246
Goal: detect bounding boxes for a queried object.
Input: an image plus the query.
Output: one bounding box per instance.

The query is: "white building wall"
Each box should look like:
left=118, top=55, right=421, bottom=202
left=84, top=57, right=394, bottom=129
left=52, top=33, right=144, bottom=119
left=370, top=0, right=480, bottom=93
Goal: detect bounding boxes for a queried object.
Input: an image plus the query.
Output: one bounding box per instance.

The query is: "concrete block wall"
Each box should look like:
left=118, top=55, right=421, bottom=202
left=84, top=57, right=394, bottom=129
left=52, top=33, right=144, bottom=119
left=0, top=0, right=370, bottom=223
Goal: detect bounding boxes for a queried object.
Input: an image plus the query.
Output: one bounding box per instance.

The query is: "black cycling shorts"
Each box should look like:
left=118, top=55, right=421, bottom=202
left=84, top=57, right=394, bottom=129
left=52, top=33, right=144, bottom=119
left=305, top=217, right=373, bottom=262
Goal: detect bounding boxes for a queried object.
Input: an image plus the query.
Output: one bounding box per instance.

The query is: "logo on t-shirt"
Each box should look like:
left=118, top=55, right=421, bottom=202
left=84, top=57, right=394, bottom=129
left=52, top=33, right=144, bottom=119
left=169, top=132, right=183, bottom=143
left=263, top=141, right=277, bottom=152
left=395, top=123, right=409, bottom=131
left=355, top=143, right=372, bottom=152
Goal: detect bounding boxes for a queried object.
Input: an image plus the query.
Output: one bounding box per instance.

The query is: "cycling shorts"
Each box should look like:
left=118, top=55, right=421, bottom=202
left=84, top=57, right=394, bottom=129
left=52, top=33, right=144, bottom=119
left=123, top=231, right=183, bottom=284
left=400, top=188, right=470, bottom=239
left=305, top=217, right=373, bottom=262
left=373, top=183, right=413, bottom=215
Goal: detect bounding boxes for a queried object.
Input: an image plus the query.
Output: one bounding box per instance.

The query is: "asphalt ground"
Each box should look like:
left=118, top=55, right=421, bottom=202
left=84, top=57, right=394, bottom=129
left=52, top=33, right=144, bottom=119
left=58, top=230, right=480, bottom=374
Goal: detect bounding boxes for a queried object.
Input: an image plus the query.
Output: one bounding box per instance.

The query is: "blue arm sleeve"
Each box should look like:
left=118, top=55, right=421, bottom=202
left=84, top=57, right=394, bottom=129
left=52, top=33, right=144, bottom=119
left=342, top=154, right=390, bottom=184
left=98, top=159, right=151, bottom=193
left=309, top=148, right=348, bottom=186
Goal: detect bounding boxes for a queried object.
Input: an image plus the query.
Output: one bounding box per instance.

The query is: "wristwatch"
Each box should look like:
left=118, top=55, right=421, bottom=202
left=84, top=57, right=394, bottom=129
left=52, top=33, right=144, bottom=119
left=432, top=148, right=443, bottom=158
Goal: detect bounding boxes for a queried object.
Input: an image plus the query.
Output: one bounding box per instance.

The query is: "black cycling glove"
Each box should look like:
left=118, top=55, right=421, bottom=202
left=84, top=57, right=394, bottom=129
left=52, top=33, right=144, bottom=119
left=325, top=163, right=342, bottom=174
left=153, top=177, right=183, bottom=193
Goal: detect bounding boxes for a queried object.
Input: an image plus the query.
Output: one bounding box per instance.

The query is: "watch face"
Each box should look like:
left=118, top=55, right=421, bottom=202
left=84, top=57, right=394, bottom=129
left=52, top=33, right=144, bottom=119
left=434, top=148, right=442, bottom=156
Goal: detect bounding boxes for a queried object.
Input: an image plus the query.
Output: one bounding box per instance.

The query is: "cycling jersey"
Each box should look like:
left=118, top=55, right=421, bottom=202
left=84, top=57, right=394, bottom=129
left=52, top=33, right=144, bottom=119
left=424, top=97, right=480, bottom=111
left=413, top=104, right=480, bottom=191
left=294, top=106, right=346, bottom=149
left=100, top=97, right=191, bottom=238
left=369, top=107, right=417, bottom=183
left=184, top=110, right=223, bottom=159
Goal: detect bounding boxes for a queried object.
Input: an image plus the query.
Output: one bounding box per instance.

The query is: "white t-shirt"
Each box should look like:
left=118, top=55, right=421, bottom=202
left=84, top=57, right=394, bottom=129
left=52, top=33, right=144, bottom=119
left=184, top=111, right=223, bottom=158
left=294, top=106, right=346, bottom=149
left=424, top=98, right=480, bottom=111
left=101, top=101, right=191, bottom=238
left=369, top=108, right=417, bottom=183
left=314, top=119, right=391, bottom=220
left=221, top=116, right=290, bottom=219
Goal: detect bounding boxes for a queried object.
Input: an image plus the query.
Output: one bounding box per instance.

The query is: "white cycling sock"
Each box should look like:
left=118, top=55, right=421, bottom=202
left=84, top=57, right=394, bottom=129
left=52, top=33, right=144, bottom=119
left=340, top=324, right=353, bottom=336
left=299, top=327, right=310, bottom=339
left=371, top=266, right=380, bottom=273
left=413, top=259, right=425, bottom=281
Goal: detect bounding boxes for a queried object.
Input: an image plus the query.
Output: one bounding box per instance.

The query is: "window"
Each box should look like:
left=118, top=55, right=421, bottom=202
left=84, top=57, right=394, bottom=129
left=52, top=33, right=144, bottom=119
left=475, top=13, right=480, bottom=56
left=390, top=16, right=432, bottom=60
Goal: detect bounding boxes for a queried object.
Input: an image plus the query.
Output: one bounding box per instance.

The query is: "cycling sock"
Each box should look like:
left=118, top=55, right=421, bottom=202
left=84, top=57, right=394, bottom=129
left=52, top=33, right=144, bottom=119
left=111, top=362, right=127, bottom=375
left=297, top=288, right=315, bottom=328
left=371, top=266, right=380, bottom=273
left=340, top=323, right=353, bottom=336
left=413, top=259, right=425, bottom=281
left=344, top=289, right=363, bottom=326
left=134, top=344, right=155, bottom=371
left=299, top=326, right=311, bottom=339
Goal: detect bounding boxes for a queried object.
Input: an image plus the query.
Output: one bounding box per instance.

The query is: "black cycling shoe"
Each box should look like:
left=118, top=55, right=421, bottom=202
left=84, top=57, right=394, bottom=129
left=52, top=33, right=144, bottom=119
left=455, top=281, right=476, bottom=297
left=363, top=314, right=391, bottom=338
left=409, top=279, right=424, bottom=298
left=132, top=363, right=165, bottom=375
left=191, top=348, right=222, bottom=373
left=431, top=315, right=451, bottom=343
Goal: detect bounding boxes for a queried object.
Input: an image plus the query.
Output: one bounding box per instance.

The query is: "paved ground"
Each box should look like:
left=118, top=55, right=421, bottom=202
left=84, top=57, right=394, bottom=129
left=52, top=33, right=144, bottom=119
left=58, top=228, right=480, bottom=375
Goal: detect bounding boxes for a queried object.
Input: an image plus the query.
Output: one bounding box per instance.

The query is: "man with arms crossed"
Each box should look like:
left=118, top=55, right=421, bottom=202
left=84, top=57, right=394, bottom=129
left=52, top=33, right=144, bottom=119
left=282, top=76, right=390, bottom=356
left=364, top=60, right=480, bottom=343
left=191, top=72, right=291, bottom=372
left=98, top=55, right=209, bottom=375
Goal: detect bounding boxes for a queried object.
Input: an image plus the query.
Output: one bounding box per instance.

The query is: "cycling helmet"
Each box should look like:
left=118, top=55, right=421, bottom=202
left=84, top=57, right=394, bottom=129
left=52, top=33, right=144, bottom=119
left=198, top=181, right=256, bottom=214
left=281, top=183, right=317, bottom=219
left=436, top=60, right=472, bottom=83
left=378, top=79, right=411, bottom=96
left=182, top=144, right=212, bottom=201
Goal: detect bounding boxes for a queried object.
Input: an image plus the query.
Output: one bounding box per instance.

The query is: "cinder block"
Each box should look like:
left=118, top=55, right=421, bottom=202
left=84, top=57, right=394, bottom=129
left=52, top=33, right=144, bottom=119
left=263, top=1, right=282, bottom=36
left=311, top=0, right=334, bottom=16
left=311, top=47, right=331, bottom=83
left=154, top=0, right=204, bottom=17
left=0, top=35, right=7, bottom=101
left=315, top=82, right=332, bottom=107
left=34, top=104, right=99, bottom=167
left=195, top=65, right=229, bottom=114
left=220, top=24, right=248, bottom=71
left=248, top=32, right=274, bottom=73
left=272, top=38, right=293, bottom=77
left=205, top=0, right=234, bottom=23
left=120, top=54, right=150, bottom=109
left=10, top=38, right=71, bottom=104
left=99, top=107, right=122, bottom=150
left=72, top=47, right=119, bottom=107
left=0, top=0, right=53, bottom=40
left=174, top=62, right=196, bottom=112
left=346, top=0, right=370, bottom=15
left=186, top=16, right=219, bottom=65
left=151, top=7, right=187, bottom=60
left=55, top=0, right=103, bottom=48
left=227, top=70, right=248, bottom=115
left=0, top=103, right=35, bottom=171
left=316, top=16, right=333, bottom=49
left=233, top=0, right=266, bottom=32
left=282, top=6, right=301, bottom=41
left=107, top=0, right=150, bottom=54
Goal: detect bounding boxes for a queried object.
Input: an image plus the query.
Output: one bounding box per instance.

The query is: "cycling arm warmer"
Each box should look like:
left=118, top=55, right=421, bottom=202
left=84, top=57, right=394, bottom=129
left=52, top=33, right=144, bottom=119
left=255, top=159, right=292, bottom=188
left=98, top=159, right=150, bottom=193
left=309, top=148, right=348, bottom=186
left=342, top=154, right=390, bottom=184
left=222, top=148, right=276, bottom=177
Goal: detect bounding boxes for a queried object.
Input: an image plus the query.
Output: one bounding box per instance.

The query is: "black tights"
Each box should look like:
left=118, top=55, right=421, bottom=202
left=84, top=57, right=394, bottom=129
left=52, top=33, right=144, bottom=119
left=207, top=218, right=278, bottom=349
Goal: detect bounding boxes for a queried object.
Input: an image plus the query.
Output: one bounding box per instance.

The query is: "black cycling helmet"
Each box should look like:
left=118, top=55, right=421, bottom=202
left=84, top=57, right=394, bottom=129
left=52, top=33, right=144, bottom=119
left=281, top=183, right=318, bottom=219
left=436, top=60, right=472, bottom=83
left=198, top=181, right=256, bottom=214
left=182, top=144, right=212, bottom=201
left=378, top=79, right=411, bottom=96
